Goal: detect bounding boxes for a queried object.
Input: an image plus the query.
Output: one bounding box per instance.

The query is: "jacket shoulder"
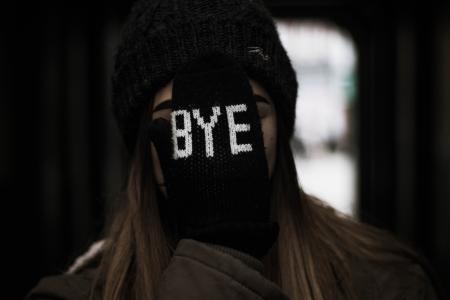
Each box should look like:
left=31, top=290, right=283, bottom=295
left=25, top=267, right=98, bottom=300
left=26, top=240, right=104, bottom=300
left=350, top=254, right=440, bottom=299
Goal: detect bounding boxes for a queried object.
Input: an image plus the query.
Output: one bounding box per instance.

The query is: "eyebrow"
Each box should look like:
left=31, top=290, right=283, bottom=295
left=152, top=95, right=270, bottom=113
left=254, top=94, right=271, bottom=105
left=152, top=99, right=172, bottom=113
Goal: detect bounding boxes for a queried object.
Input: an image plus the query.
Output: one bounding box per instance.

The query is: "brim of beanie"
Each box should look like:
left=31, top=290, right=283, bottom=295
left=112, top=17, right=298, bottom=154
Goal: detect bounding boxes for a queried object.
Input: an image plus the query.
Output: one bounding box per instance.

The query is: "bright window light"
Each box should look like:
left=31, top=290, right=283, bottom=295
left=275, top=19, right=358, bottom=217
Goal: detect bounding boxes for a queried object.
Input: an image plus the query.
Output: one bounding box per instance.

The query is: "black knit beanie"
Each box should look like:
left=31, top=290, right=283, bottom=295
left=111, top=0, right=298, bottom=154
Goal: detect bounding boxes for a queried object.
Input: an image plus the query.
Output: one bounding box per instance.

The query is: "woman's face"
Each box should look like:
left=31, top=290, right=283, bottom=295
left=149, top=78, right=277, bottom=198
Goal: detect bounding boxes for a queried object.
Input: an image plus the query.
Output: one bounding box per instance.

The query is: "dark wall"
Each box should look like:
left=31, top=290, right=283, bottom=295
left=2, top=1, right=130, bottom=297
left=1, top=0, right=449, bottom=298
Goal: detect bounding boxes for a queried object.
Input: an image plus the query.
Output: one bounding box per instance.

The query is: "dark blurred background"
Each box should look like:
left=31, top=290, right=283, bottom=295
left=1, top=0, right=449, bottom=298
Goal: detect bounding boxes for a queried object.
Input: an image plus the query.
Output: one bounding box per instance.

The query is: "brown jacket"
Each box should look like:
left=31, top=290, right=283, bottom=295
left=25, top=238, right=441, bottom=300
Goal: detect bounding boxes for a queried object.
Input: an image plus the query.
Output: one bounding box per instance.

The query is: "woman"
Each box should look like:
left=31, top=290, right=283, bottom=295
left=26, top=0, right=442, bottom=299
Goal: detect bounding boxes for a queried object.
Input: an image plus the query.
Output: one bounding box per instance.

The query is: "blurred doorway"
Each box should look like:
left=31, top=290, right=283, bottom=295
left=275, top=19, right=358, bottom=217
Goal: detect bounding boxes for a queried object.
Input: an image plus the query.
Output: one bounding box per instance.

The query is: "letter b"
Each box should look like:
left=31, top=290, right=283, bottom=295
left=171, top=110, right=193, bottom=159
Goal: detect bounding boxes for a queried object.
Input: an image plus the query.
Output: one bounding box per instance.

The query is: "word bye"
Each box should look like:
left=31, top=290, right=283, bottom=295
left=171, top=103, right=253, bottom=159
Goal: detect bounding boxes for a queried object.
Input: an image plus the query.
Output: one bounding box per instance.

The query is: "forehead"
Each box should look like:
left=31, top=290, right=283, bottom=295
left=151, top=78, right=272, bottom=109
left=152, top=80, right=174, bottom=108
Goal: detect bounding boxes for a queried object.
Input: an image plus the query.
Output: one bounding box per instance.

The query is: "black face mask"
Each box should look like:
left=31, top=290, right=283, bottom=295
left=148, top=52, right=278, bottom=259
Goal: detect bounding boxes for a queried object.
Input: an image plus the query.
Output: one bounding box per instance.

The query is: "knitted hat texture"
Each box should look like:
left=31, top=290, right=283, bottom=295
left=111, top=0, right=298, bottom=154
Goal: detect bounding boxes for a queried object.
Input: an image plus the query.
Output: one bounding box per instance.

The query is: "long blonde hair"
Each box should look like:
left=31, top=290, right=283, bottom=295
left=87, top=103, right=425, bottom=300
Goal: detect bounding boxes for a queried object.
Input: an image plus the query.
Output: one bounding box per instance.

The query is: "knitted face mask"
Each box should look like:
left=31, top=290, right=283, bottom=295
left=148, top=53, right=273, bottom=245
